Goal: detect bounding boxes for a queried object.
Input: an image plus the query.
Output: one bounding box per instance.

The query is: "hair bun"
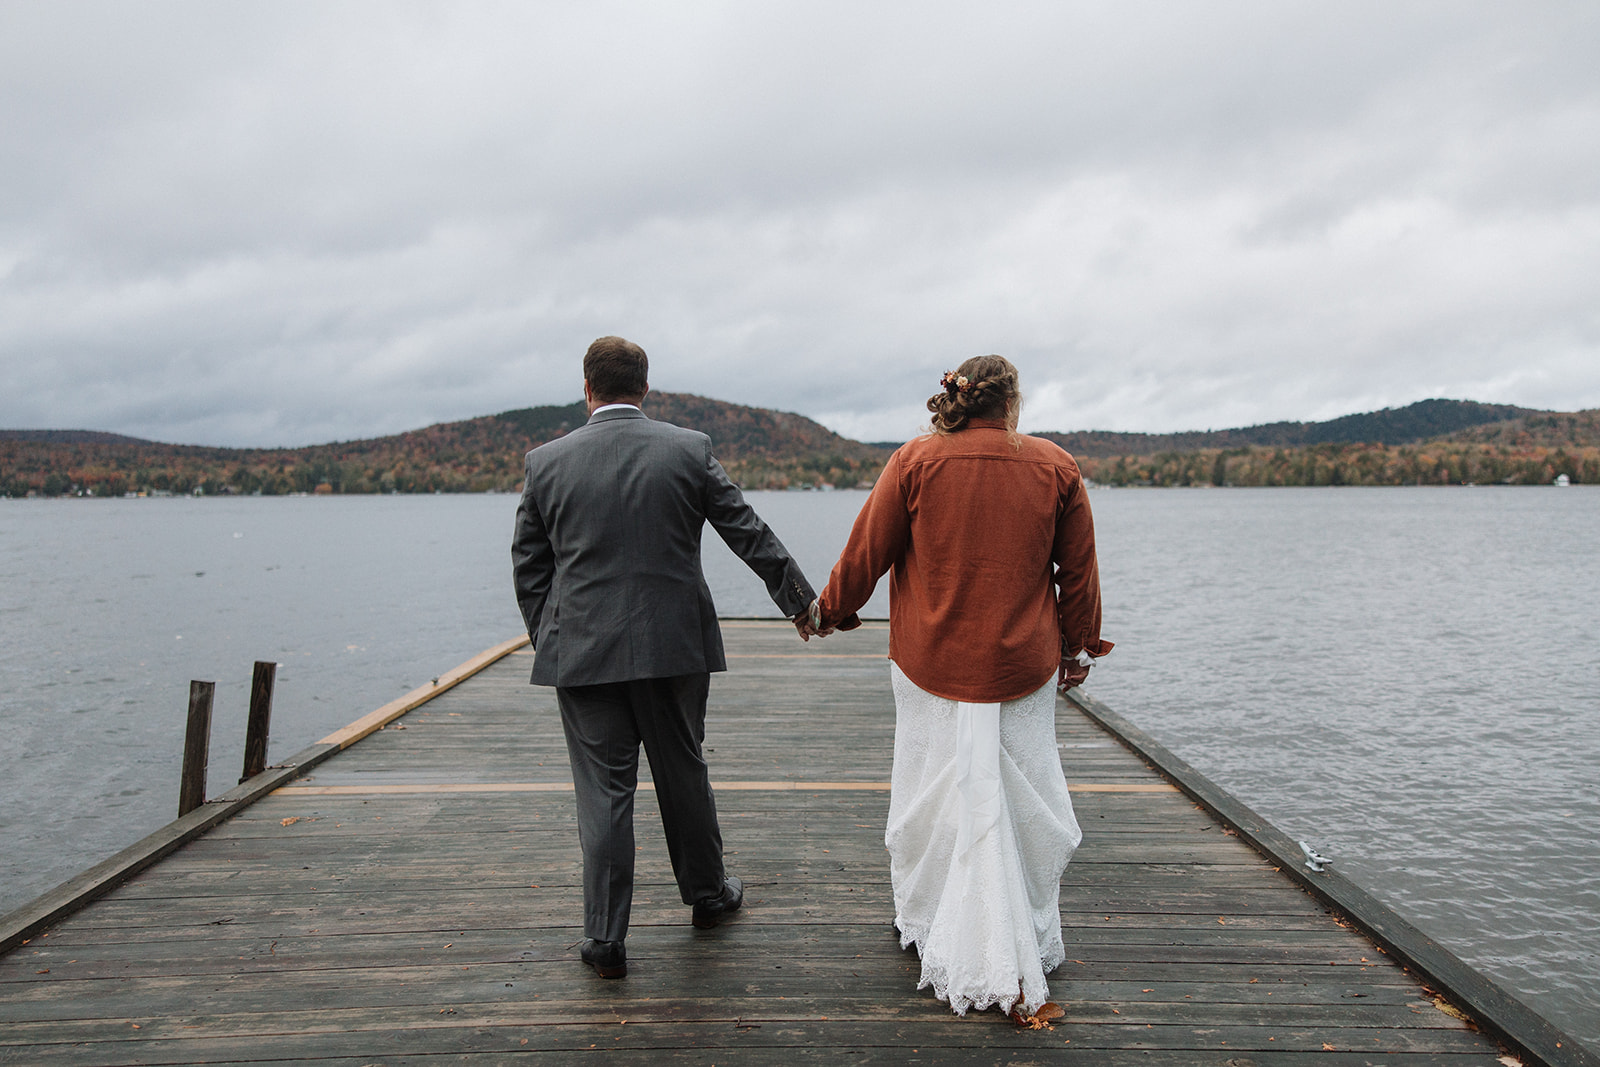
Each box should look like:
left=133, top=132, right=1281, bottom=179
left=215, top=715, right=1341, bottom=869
left=926, top=356, right=1020, bottom=435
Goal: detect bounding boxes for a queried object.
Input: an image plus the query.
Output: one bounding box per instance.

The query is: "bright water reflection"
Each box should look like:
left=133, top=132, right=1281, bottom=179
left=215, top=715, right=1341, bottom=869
left=0, top=487, right=1595, bottom=1049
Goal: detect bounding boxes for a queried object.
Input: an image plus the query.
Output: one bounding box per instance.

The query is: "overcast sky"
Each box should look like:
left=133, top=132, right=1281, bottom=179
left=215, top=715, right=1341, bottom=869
left=3, top=2, right=1598, bottom=447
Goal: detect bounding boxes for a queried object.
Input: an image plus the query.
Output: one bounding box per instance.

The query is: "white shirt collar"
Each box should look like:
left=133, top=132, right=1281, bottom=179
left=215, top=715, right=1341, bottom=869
left=591, top=402, right=641, bottom=415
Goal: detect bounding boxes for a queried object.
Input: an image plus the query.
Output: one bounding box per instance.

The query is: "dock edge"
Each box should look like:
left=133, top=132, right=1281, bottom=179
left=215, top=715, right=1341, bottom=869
left=1065, top=686, right=1599, bottom=1067
left=0, top=634, right=530, bottom=958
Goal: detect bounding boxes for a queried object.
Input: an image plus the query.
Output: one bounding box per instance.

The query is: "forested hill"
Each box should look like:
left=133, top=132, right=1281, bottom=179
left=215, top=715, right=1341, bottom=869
left=1437, top=408, right=1600, bottom=449
left=0, top=429, right=153, bottom=445
left=489, top=392, right=882, bottom=462
left=1036, top=399, right=1541, bottom=457
left=5, top=394, right=1599, bottom=497
left=639, top=393, right=886, bottom=461
left=1066, top=402, right=1600, bottom=488
left=1, top=392, right=891, bottom=497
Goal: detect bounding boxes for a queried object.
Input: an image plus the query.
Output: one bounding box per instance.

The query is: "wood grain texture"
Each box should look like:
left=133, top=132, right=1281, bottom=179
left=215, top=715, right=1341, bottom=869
left=239, top=660, right=277, bottom=783
left=177, top=680, right=214, bottom=817
left=0, top=634, right=526, bottom=961
left=0, top=622, right=1537, bottom=1065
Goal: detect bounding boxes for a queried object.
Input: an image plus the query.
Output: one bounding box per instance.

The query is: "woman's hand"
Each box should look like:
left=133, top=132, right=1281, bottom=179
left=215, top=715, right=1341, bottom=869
left=1058, top=656, right=1092, bottom=691
left=794, top=599, right=835, bottom=642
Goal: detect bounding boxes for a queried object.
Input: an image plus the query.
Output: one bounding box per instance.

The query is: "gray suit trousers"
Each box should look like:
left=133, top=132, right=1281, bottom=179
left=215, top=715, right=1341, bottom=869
left=556, top=673, right=724, bottom=942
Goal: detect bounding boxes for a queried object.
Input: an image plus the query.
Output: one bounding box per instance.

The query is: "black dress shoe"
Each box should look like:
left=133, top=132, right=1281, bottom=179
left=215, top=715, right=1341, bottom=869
left=692, top=874, right=744, bottom=929
left=580, top=938, right=626, bottom=978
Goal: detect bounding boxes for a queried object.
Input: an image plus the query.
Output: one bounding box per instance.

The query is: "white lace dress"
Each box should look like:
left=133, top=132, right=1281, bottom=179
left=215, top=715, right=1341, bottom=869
left=887, top=664, right=1082, bottom=1016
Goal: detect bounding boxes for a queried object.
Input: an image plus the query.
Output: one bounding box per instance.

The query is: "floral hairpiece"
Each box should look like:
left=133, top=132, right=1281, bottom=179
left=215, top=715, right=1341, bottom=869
left=940, top=371, right=972, bottom=396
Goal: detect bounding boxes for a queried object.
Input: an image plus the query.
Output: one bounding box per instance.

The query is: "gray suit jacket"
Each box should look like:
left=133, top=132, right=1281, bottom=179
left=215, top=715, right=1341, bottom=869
left=512, top=406, right=815, bottom=687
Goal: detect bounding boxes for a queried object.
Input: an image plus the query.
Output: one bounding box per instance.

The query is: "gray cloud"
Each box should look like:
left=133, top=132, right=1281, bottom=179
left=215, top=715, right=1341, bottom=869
left=2, top=2, right=1598, bottom=446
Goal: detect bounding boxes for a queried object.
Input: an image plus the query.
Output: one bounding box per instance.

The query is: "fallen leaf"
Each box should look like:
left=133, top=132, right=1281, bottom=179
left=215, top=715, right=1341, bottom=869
left=1432, top=997, right=1473, bottom=1023
left=1009, top=1001, right=1065, bottom=1029
left=1323, top=1043, right=1336, bottom=1051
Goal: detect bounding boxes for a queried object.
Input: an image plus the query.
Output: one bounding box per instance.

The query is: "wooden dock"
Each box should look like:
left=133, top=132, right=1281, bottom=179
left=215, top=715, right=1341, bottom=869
left=0, top=621, right=1585, bottom=1064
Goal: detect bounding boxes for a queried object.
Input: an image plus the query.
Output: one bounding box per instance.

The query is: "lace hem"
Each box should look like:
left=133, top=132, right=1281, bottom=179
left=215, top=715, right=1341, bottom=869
left=896, top=916, right=1066, bottom=1016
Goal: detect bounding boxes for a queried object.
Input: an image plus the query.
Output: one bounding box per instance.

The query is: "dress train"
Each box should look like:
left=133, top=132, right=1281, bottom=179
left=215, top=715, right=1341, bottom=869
left=886, top=664, right=1082, bottom=1016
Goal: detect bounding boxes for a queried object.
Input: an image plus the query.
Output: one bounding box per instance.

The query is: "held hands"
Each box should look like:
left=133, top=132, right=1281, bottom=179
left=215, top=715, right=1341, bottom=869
left=794, top=599, right=837, bottom=642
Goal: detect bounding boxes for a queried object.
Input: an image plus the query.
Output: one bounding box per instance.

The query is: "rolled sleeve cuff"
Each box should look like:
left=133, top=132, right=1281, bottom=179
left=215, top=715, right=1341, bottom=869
left=1069, top=638, right=1114, bottom=661
left=816, top=596, right=863, bottom=631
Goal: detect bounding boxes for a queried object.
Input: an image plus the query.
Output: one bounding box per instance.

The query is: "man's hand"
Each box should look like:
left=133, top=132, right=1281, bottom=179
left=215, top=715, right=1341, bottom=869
left=794, top=600, right=836, bottom=642
left=793, top=617, right=836, bottom=641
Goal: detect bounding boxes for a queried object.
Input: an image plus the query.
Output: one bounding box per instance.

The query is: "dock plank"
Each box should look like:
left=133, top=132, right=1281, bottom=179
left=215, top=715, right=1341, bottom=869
left=0, top=622, right=1542, bottom=1064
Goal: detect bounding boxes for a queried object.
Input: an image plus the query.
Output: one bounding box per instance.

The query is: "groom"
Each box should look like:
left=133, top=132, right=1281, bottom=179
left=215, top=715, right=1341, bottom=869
left=511, top=336, right=818, bottom=979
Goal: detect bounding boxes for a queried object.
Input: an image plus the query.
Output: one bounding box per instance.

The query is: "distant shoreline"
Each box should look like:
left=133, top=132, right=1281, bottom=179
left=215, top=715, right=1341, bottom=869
left=4, top=396, right=1596, bottom=495
left=3, top=479, right=1589, bottom=501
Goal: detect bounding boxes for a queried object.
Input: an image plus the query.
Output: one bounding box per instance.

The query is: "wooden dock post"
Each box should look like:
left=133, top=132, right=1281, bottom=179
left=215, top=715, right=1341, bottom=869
left=240, top=660, right=277, bottom=783
left=178, top=680, right=214, bottom=816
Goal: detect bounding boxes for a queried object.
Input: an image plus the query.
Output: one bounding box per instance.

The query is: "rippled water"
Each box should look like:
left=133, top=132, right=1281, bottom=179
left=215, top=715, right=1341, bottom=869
left=1085, top=486, right=1600, bottom=1052
left=0, top=495, right=522, bottom=900
left=1, top=487, right=1594, bottom=1049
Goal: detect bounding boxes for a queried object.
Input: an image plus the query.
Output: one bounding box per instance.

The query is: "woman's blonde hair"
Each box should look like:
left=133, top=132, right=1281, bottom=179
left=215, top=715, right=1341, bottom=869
left=926, top=354, right=1022, bottom=439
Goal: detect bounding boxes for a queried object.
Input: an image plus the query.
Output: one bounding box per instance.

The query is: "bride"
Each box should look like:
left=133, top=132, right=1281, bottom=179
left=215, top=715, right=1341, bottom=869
left=805, top=355, right=1112, bottom=1017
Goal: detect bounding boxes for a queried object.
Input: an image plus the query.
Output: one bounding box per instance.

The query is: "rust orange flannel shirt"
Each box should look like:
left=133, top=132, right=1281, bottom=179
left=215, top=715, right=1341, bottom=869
left=818, top=419, right=1112, bottom=702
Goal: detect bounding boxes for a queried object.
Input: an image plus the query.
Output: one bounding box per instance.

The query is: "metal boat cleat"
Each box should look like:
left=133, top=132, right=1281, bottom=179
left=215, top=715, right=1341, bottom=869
left=1299, top=840, right=1333, bottom=872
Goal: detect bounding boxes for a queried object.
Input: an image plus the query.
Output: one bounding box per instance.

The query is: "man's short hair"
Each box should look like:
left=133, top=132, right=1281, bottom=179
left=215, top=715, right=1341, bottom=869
left=584, top=336, right=649, bottom=402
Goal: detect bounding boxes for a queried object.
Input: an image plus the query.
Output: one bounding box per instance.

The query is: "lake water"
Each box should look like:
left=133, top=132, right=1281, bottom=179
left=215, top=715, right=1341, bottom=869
left=1, top=487, right=1595, bottom=1050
